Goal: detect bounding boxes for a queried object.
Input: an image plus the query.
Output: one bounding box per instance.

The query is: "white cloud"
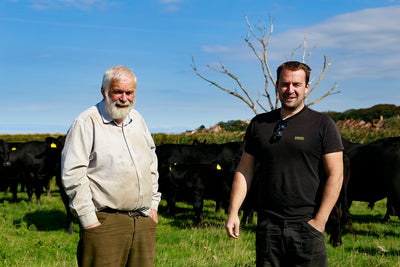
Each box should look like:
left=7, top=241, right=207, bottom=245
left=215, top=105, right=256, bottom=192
left=158, top=0, right=184, bottom=12
left=201, top=6, right=400, bottom=81
left=307, top=7, right=400, bottom=51
left=270, top=6, right=400, bottom=80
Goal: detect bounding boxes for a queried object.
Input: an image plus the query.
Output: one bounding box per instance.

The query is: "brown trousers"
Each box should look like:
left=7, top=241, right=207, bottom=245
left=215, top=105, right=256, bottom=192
left=77, top=211, right=157, bottom=267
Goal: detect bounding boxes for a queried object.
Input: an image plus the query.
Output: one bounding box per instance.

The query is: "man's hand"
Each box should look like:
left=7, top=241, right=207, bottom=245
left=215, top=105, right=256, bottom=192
left=307, top=218, right=326, bottom=233
left=149, top=209, right=158, bottom=224
left=225, top=213, right=240, bottom=239
left=84, top=221, right=101, bottom=230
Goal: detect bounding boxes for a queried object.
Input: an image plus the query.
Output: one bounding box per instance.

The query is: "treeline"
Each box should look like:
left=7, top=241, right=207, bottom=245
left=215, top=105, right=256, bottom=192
left=0, top=132, right=246, bottom=146
left=325, top=104, right=400, bottom=122
left=2, top=126, right=400, bottom=146
left=2, top=104, right=400, bottom=144
left=198, top=104, right=400, bottom=133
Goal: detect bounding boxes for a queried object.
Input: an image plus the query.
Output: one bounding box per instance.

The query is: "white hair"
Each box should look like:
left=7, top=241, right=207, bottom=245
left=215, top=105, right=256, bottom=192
left=101, top=65, right=137, bottom=94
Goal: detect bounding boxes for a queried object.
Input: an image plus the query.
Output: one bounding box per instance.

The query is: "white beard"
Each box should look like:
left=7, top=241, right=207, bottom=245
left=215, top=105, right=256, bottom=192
left=104, top=95, right=134, bottom=121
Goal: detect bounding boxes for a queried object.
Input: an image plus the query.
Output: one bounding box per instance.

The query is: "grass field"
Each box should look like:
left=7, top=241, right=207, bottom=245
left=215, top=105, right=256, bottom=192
left=0, top=182, right=399, bottom=267
left=1, top=131, right=400, bottom=266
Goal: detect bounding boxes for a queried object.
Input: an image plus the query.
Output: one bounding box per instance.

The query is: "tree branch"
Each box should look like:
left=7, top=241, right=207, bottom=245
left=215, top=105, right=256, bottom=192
left=191, top=55, right=258, bottom=114
left=307, top=84, right=340, bottom=106
left=191, top=15, right=340, bottom=116
left=306, top=55, right=334, bottom=98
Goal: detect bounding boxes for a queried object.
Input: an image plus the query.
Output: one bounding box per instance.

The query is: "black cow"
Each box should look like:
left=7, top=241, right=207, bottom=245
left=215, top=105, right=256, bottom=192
left=212, top=157, right=240, bottom=213
left=0, top=140, right=16, bottom=200
left=0, top=140, right=9, bottom=165
left=7, top=141, right=51, bottom=204
left=326, top=154, right=355, bottom=247
left=6, top=138, right=67, bottom=205
left=162, top=162, right=219, bottom=223
left=327, top=137, right=400, bottom=246
left=37, top=136, right=74, bottom=234
left=156, top=142, right=242, bottom=222
left=342, top=137, right=400, bottom=221
left=0, top=140, right=25, bottom=201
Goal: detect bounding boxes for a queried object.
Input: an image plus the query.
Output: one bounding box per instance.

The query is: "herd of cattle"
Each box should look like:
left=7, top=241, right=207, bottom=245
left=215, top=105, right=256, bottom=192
left=1, top=135, right=399, bottom=247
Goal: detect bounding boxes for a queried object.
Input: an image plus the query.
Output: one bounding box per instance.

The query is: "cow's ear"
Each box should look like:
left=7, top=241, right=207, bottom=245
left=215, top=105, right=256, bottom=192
left=45, top=137, right=55, bottom=144
left=45, top=137, right=58, bottom=148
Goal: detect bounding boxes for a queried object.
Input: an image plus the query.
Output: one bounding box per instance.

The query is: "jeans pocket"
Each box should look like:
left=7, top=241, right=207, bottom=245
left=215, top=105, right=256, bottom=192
left=299, top=222, right=326, bottom=257
left=302, top=221, right=324, bottom=238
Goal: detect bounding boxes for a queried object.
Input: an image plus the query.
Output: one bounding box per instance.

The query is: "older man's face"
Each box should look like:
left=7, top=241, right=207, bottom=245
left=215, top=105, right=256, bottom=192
left=102, top=76, right=136, bottom=124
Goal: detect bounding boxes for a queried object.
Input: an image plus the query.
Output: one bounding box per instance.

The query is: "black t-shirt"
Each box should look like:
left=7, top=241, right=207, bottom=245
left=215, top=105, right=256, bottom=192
left=244, top=106, right=343, bottom=222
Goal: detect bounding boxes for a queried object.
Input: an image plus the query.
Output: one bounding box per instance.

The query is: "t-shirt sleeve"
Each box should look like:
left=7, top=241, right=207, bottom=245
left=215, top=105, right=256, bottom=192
left=243, top=118, right=257, bottom=156
left=321, top=115, right=344, bottom=155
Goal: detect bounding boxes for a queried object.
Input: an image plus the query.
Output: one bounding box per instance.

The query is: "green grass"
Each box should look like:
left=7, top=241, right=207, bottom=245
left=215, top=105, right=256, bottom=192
left=2, top=132, right=400, bottom=266
left=327, top=200, right=400, bottom=267
left=1, top=183, right=400, bottom=267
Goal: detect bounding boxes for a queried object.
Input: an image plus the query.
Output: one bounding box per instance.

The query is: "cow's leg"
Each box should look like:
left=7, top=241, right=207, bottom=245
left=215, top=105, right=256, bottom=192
left=387, top=175, right=400, bottom=221
left=241, top=209, right=249, bottom=224
left=192, top=190, right=204, bottom=224
left=166, top=193, right=177, bottom=215
left=34, top=179, right=44, bottom=205
left=25, top=181, right=34, bottom=203
left=56, top=175, right=74, bottom=234
left=10, top=182, right=18, bottom=202
left=327, top=205, right=342, bottom=247
left=388, top=196, right=400, bottom=221
left=215, top=199, right=221, bottom=213
left=247, top=210, right=254, bottom=224
left=383, top=198, right=395, bottom=222
left=46, top=178, right=52, bottom=197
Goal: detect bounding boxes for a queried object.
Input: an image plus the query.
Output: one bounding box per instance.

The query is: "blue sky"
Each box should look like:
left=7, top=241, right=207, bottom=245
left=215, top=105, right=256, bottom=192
left=1, top=0, right=400, bottom=134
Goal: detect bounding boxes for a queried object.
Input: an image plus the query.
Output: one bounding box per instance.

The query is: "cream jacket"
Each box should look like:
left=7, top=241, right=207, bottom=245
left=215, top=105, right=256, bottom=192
left=61, top=100, right=161, bottom=228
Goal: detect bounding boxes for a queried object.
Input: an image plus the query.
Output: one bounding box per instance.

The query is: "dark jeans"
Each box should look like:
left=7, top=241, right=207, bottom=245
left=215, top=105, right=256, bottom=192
left=256, top=217, right=327, bottom=267
left=77, top=211, right=157, bottom=267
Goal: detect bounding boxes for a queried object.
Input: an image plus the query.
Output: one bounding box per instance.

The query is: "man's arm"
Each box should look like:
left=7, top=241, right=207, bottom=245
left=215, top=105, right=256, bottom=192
left=225, top=152, right=256, bottom=239
left=146, top=124, right=161, bottom=223
left=308, top=151, right=344, bottom=233
left=149, top=144, right=160, bottom=224
left=61, top=120, right=98, bottom=229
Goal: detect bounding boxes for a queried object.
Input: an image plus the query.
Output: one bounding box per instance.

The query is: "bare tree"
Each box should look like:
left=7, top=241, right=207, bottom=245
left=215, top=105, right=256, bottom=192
left=191, top=15, right=340, bottom=115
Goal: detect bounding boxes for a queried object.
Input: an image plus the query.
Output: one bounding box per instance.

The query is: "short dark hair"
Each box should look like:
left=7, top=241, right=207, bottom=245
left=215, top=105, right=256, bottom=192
left=276, top=61, right=312, bottom=85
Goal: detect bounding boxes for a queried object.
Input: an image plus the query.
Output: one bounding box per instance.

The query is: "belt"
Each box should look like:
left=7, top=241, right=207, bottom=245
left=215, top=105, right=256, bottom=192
left=100, top=208, right=142, bottom=218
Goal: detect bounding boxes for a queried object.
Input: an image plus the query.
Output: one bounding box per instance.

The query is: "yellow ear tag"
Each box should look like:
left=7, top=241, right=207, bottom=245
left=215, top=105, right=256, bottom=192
left=169, top=167, right=172, bottom=172
left=51, top=143, right=57, bottom=148
left=216, top=164, right=222, bottom=170
left=12, top=147, right=16, bottom=151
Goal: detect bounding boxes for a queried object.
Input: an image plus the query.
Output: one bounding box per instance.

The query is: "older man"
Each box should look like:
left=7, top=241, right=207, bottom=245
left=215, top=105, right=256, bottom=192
left=62, top=65, right=161, bottom=267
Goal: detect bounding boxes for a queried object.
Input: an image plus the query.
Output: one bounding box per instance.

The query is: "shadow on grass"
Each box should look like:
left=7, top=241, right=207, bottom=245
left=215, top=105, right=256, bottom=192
left=351, top=213, right=400, bottom=224
left=0, top=197, right=26, bottom=204
left=346, top=245, right=400, bottom=257
left=349, top=228, right=400, bottom=238
left=351, top=213, right=388, bottom=223
left=349, top=213, right=400, bottom=238
left=19, top=210, right=71, bottom=232
left=158, top=201, right=257, bottom=231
